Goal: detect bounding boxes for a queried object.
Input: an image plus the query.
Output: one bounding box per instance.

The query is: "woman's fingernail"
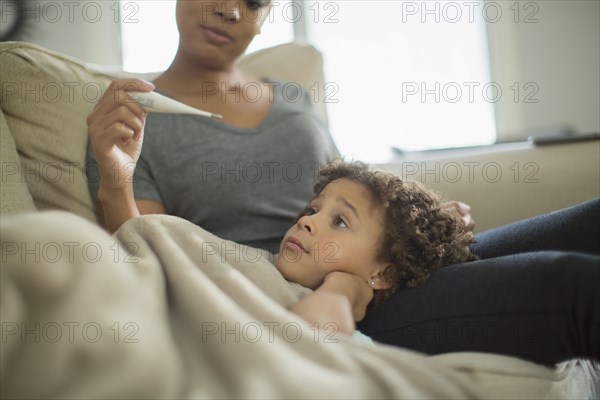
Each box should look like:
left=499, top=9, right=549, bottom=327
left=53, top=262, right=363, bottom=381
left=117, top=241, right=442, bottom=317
left=143, top=80, right=156, bottom=90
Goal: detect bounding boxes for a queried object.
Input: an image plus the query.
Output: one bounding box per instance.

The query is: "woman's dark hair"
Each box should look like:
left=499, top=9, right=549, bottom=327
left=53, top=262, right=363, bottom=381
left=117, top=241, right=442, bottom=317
left=314, top=160, right=477, bottom=307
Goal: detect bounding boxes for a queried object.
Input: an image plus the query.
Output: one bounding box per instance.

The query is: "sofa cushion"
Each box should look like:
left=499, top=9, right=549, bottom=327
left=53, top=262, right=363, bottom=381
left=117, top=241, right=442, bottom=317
left=0, top=107, right=36, bottom=215
left=237, top=42, right=328, bottom=126
left=0, top=41, right=326, bottom=222
left=1, top=41, right=114, bottom=222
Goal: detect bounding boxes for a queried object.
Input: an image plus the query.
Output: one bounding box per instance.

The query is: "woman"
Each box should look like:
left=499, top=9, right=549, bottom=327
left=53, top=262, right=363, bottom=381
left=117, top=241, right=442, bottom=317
left=87, top=0, right=599, bottom=365
left=86, top=0, right=339, bottom=253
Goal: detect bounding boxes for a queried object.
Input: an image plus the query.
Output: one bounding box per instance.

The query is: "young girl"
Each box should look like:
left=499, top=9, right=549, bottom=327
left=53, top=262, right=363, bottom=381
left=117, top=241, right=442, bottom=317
left=276, top=160, right=476, bottom=335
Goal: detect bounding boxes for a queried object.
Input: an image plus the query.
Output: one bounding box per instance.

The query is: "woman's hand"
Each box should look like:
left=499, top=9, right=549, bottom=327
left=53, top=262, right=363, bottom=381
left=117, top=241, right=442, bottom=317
left=87, top=79, right=155, bottom=192
left=87, top=79, right=155, bottom=233
left=442, top=201, right=475, bottom=232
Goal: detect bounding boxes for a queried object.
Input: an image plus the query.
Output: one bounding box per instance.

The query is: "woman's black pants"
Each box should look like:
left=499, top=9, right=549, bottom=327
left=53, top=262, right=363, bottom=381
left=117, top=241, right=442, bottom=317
left=358, top=198, right=600, bottom=365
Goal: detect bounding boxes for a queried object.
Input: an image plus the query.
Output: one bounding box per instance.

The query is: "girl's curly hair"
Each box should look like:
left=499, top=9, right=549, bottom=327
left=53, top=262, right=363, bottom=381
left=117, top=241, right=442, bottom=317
left=314, top=160, right=477, bottom=307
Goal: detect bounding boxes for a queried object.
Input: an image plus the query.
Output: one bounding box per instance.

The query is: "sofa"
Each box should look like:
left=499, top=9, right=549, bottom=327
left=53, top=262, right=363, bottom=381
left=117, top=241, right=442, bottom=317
left=1, top=41, right=599, bottom=399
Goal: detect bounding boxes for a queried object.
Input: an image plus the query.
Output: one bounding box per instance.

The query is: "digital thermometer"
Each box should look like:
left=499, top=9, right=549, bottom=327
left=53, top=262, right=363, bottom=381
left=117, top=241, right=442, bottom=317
left=128, top=91, right=223, bottom=120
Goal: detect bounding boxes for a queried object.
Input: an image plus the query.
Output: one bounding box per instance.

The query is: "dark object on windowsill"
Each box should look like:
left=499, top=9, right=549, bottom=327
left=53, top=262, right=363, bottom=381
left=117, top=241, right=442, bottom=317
left=391, top=141, right=528, bottom=156
left=525, top=124, right=598, bottom=145
left=392, top=125, right=598, bottom=156
left=528, top=132, right=600, bottom=146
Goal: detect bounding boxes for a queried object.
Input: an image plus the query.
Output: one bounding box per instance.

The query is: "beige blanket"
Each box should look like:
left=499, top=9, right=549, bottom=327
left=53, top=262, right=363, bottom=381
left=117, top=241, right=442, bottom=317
left=1, top=211, right=597, bottom=399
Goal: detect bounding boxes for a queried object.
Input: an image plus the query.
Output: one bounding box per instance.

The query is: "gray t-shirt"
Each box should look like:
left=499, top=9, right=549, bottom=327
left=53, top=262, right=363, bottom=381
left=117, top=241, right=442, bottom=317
left=86, top=82, right=338, bottom=252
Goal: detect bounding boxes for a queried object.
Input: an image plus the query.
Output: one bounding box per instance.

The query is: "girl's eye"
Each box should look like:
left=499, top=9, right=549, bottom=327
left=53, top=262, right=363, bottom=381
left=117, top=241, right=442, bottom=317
left=296, top=206, right=315, bottom=223
left=334, top=216, right=348, bottom=228
left=304, top=207, right=316, bottom=216
left=245, top=0, right=266, bottom=10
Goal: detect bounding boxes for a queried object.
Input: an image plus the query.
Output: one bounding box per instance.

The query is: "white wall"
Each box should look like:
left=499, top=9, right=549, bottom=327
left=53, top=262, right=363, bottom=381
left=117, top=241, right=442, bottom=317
left=486, top=0, right=600, bottom=140
left=8, top=0, right=121, bottom=66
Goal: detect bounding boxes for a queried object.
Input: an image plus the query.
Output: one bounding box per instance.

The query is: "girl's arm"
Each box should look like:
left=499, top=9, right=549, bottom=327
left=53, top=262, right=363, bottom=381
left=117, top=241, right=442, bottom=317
left=290, top=271, right=373, bottom=335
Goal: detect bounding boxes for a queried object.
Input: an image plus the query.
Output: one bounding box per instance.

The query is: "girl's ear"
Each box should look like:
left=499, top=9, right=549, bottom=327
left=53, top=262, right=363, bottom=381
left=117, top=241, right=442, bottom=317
left=368, top=264, right=395, bottom=290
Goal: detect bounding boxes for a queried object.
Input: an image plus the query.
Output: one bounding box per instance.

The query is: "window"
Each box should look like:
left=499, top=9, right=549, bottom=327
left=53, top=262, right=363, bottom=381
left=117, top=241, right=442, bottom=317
left=305, top=0, right=496, bottom=161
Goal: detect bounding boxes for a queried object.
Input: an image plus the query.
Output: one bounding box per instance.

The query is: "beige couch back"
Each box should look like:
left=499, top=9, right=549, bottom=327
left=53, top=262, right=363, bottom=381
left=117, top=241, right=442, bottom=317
left=377, top=140, right=600, bottom=232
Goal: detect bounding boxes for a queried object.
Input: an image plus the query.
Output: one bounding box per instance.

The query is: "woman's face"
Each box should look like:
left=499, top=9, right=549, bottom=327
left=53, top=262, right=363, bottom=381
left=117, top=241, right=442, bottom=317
left=175, top=0, right=271, bottom=69
left=276, top=179, right=391, bottom=290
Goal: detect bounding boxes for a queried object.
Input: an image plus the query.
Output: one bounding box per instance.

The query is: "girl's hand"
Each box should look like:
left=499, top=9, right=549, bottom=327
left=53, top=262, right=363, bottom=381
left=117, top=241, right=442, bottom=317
left=290, top=271, right=373, bottom=335
left=87, top=79, right=155, bottom=192
left=322, top=271, right=374, bottom=322
left=442, top=201, right=475, bottom=232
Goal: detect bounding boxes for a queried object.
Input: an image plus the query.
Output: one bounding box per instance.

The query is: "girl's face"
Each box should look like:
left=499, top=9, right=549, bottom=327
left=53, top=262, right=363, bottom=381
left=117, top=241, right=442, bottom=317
left=175, top=0, right=271, bottom=69
left=276, top=179, right=392, bottom=290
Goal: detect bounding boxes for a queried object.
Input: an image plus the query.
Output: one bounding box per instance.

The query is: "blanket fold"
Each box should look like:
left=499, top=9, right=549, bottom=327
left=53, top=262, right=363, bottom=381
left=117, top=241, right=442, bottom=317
left=2, top=211, right=596, bottom=399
